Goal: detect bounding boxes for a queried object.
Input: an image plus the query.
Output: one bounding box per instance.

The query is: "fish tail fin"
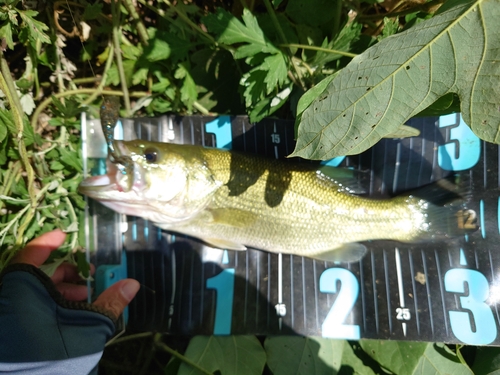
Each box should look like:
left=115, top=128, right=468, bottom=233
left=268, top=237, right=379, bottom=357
left=409, top=178, right=478, bottom=240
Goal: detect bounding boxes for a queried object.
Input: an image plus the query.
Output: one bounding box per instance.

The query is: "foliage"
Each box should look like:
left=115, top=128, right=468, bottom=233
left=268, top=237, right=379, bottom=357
left=292, top=0, right=500, bottom=159
left=0, top=0, right=498, bottom=373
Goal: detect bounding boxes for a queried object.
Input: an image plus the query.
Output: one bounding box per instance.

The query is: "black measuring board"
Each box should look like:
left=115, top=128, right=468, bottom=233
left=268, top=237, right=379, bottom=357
left=83, top=113, right=500, bottom=345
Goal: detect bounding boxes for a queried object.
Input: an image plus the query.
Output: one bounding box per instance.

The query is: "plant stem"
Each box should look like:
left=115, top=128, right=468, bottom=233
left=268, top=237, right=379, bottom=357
left=106, top=332, right=154, bottom=346
left=281, top=43, right=357, bottom=58
left=161, top=0, right=216, bottom=45
left=357, top=0, right=446, bottom=21
left=82, top=43, right=115, bottom=106
left=122, top=0, right=149, bottom=45
left=153, top=334, right=213, bottom=375
left=0, top=51, right=37, bottom=207
left=111, top=0, right=131, bottom=116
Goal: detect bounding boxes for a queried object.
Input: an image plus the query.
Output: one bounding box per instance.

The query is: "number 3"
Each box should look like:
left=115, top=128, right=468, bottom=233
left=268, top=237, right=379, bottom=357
left=444, top=268, right=497, bottom=345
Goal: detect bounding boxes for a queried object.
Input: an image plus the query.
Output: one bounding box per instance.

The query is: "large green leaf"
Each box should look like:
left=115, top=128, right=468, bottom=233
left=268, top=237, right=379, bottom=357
left=265, top=336, right=344, bottom=375
left=177, top=336, right=266, bottom=375
left=360, top=340, right=473, bottom=375
left=291, top=0, right=500, bottom=159
left=472, top=347, right=500, bottom=374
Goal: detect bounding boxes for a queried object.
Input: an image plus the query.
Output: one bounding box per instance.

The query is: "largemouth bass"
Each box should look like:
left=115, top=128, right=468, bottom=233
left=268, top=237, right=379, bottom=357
left=79, top=140, right=477, bottom=262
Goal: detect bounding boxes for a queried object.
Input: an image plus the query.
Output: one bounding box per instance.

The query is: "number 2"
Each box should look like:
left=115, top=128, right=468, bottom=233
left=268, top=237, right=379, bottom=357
left=320, top=268, right=360, bottom=339
left=444, top=268, right=497, bottom=345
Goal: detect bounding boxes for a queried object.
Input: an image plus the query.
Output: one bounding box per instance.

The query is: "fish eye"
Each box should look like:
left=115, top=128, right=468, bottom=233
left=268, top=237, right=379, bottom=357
left=144, top=147, right=159, bottom=163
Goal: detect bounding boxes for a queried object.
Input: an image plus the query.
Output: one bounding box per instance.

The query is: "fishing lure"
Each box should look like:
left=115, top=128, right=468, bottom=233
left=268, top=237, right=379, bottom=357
left=100, top=96, right=121, bottom=162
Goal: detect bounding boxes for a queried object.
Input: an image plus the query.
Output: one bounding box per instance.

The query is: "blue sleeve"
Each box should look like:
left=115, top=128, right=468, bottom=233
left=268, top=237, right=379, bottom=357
left=0, top=264, right=116, bottom=375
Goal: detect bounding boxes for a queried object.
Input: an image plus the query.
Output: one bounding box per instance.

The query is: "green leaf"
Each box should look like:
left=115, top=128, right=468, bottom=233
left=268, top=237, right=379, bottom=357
left=261, top=53, right=288, bottom=94
left=0, top=23, right=14, bottom=50
left=472, top=347, right=500, bottom=374
left=82, top=2, right=103, bottom=21
left=59, top=147, right=82, bottom=172
left=175, top=63, right=197, bottom=111
left=285, top=0, right=337, bottom=27
left=265, top=336, right=344, bottom=375
left=378, top=17, right=400, bottom=40
left=177, top=336, right=266, bottom=375
left=18, top=10, right=50, bottom=46
left=295, top=73, right=338, bottom=126
left=40, top=257, right=66, bottom=277
left=0, top=117, right=8, bottom=142
left=203, top=8, right=279, bottom=58
left=292, top=0, right=500, bottom=159
left=360, top=340, right=473, bottom=375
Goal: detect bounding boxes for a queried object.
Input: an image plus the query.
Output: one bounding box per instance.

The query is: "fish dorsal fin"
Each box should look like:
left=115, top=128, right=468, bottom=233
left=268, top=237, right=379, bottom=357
left=208, top=208, right=258, bottom=228
left=316, top=166, right=365, bottom=195
left=383, top=124, right=420, bottom=139
left=310, top=243, right=367, bottom=263
left=203, top=238, right=247, bottom=251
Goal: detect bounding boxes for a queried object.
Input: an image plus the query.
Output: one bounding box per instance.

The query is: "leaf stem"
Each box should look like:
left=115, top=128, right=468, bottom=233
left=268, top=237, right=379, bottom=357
left=111, top=0, right=131, bottom=116
left=153, top=334, right=213, bottom=375
left=281, top=43, right=357, bottom=58
left=122, top=0, right=149, bottom=45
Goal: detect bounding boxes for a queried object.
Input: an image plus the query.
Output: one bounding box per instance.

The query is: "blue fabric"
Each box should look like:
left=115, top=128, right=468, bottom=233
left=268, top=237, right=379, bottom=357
left=0, top=264, right=116, bottom=374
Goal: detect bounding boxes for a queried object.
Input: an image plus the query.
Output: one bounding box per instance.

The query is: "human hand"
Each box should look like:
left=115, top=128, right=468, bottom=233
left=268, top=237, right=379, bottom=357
left=11, top=229, right=140, bottom=320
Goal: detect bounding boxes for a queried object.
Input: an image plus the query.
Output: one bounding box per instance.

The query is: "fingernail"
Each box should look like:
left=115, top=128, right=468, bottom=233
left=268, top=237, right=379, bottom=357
left=120, top=280, right=140, bottom=301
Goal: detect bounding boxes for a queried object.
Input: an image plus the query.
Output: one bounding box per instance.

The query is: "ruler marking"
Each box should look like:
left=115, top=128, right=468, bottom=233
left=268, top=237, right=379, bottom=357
left=383, top=249, right=393, bottom=333
left=267, top=253, right=271, bottom=327
left=313, top=261, right=319, bottom=330
left=498, top=197, right=500, bottom=235
left=488, top=250, right=500, bottom=323
left=418, top=129, right=425, bottom=187
left=290, top=255, right=295, bottom=327
left=359, top=257, right=367, bottom=332
left=277, top=253, right=283, bottom=331
left=369, top=147, right=375, bottom=195
left=302, top=257, right=307, bottom=328
left=480, top=200, right=486, bottom=239
left=430, top=122, right=438, bottom=181
left=371, top=251, right=379, bottom=333
left=244, top=250, right=249, bottom=327
left=393, top=142, right=401, bottom=193
left=189, top=250, right=194, bottom=324
left=256, top=251, right=260, bottom=327
left=484, top=140, right=487, bottom=188
left=434, top=250, right=449, bottom=336
left=421, top=251, right=434, bottom=335
left=199, top=258, right=205, bottom=326
left=408, top=249, right=420, bottom=335
left=475, top=249, right=479, bottom=269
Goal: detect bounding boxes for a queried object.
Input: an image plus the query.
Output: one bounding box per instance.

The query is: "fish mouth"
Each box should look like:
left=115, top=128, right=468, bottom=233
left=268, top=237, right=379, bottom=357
left=78, top=158, right=136, bottom=199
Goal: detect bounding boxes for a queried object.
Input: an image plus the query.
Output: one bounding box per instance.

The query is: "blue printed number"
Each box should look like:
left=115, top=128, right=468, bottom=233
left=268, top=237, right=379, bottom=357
left=320, top=268, right=360, bottom=339
left=205, top=116, right=233, bottom=149
left=438, top=113, right=480, bottom=171
left=444, top=268, right=497, bottom=345
left=206, top=268, right=235, bottom=335
left=321, top=156, right=346, bottom=168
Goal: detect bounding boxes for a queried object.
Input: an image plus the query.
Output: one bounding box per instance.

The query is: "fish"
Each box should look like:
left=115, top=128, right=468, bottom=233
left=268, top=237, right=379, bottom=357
left=78, top=140, right=478, bottom=263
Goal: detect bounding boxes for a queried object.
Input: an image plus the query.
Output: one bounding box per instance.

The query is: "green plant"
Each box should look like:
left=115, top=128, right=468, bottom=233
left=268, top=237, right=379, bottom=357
left=0, top=0, right=498, bottom=373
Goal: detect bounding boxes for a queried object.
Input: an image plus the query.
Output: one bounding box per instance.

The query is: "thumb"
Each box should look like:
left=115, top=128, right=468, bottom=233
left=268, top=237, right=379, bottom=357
left=93, top=279, right=140, bottom=320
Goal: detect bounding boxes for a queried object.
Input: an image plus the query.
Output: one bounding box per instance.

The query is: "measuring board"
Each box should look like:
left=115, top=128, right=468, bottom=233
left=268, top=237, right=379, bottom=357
left=82, top=113, right=500, bottom=345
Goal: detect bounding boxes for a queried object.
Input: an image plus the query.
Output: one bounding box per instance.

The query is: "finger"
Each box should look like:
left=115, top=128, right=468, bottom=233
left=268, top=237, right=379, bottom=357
left=51, top=262, right=96, bottom=284
left=56, top=283, right=89, bottom=302
left=93, top=279, right=140, bottom=320
left=12, top=229, right=67, bottom=267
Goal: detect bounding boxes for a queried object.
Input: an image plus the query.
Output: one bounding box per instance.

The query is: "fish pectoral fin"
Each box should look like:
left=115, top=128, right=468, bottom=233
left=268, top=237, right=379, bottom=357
left=383, top=124, right=420, bottom=139
left=208, top=208, right=258, bottom=228
left=203, top=238, right=247, bottom=251
left=316, top=166, right=365, bottom=194
left=311, top=243, right=367, bottom=263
